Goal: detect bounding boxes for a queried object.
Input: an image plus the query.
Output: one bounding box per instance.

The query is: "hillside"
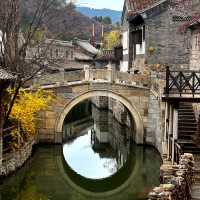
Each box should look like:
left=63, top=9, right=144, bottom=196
left=76, top=7, right=122, bottom=24
left=21, top=1, right=110, bottom=41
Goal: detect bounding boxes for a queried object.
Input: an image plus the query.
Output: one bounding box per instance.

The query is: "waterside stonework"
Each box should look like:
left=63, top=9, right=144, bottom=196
left=0, top=138, right=35, bottom=178
left=148, top=153, right=194, bottom=200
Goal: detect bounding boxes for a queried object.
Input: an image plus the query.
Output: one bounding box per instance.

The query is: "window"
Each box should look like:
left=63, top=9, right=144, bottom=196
left=143, top=26, right=145, bottom=41
left=55, top=49, right=58, bottom=57
left=50, top=49, right=53, bottom=58
left=172, top=16, right=193, bottom=22
left=66, top=50, right=69, bottom=58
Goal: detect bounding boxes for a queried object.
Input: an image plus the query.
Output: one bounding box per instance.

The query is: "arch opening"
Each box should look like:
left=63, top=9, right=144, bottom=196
left=55, top=90, right=144, bottom=144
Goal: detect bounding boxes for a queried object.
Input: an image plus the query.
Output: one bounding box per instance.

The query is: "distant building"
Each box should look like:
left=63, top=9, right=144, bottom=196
left=27, top=38, right=99, bottom=71
left=121, top=0, right=200, bottom=72
left=95, top=46, right=123, bottom=70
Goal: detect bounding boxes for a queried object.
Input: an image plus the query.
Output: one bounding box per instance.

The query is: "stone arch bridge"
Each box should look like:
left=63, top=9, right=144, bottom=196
left=34, top=67, right=162, bottom=150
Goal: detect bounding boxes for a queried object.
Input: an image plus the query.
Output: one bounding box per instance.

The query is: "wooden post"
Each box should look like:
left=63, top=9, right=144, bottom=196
left=166, top=66, right=170, bottom=96
left=163, top=102, right=169, bottom=156
left=172, top=108, right=178, bottom=164
left=168, top=104, right=173, bottom=160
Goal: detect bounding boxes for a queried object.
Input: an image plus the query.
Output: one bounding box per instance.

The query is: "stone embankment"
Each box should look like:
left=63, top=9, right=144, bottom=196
left=0, top=138, right=35, bottom=178
left=148, top=153, right=194, bottom=200
left=191, top=155, right=200, bottom=200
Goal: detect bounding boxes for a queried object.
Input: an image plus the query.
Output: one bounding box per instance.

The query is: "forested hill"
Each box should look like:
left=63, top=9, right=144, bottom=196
left=21, top=1, right=111, bottom=41
left=76, top=7, right=122, bottom=24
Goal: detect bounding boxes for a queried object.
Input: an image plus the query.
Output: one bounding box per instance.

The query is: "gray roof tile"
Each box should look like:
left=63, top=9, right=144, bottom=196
left=0, top=68, right=15, bottom=80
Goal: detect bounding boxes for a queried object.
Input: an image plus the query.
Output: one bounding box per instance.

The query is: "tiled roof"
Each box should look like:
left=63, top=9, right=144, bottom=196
left=0, top=68, right=15, bottom=80
left=126, top=0, right=166, bottom=16
left=45, top=39, right=73, bottom=48
left=187, top=16, right=200, bottom=27
left=95, top=50, right=116, bottom=61
left=75, top=39, right=99, bottom=55
left=127, top=0, right=155, bottom=12
left=178, top=15, right=200, bottom=32
left=127, top=0, right=158, bottom=13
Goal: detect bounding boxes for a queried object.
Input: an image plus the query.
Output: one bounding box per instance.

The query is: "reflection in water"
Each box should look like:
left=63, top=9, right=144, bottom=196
left=63, top=101, right=132, bottom=179
left=63, top=130, right=119, bottom=179
left=1, top=99, right=162, bottom=200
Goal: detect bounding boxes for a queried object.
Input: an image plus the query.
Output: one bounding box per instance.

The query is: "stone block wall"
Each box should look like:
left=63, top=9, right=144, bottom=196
left=146, top=72, right=166, bottom=154
left=0, top=137, right=35, bottom=177
left=148, top=153, right=194, bottom=200
left=91, top=96, right=109, bottom=109
left=146, top=91, right=164, bottom=153
left=145, top=9, right=191, bottom=69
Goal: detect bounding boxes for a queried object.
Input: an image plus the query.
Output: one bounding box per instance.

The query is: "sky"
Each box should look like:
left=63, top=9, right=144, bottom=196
left=75, top=0, right=124, bottom=11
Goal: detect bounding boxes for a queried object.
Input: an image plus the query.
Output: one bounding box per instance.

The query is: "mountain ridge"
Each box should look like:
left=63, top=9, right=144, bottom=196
left=76, top=6, right=122, bottom=24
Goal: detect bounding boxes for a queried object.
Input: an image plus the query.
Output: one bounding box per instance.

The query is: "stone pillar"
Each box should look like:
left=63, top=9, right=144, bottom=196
left=84, top=65, right=90, bottom=81
left=107, top=62, right=114, bottom=83
left=60, top=68, right=65, bottom=83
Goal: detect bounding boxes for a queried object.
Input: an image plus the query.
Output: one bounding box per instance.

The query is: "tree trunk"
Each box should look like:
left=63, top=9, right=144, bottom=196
left=4, top=81, right=21, bottom=127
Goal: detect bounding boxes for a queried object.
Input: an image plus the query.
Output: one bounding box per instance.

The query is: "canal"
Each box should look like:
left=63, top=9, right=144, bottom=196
left=1, top=98, right=162, bottom=200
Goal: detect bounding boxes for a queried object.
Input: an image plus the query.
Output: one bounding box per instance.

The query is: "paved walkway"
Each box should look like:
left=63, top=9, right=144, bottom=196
left=192, top=155, right=200, bottom=200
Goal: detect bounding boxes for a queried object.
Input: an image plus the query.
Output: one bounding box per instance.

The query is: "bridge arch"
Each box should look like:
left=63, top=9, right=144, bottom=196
left=55, top=90, right=144, bottom=144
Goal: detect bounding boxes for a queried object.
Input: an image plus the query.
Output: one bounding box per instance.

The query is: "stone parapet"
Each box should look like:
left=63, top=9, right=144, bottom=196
left=0, top=137, right=35, bottom=178
left=148, top=153, right=194, bottom=200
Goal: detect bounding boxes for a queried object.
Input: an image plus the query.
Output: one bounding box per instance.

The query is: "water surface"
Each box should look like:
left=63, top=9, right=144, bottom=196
left=1, top=99, right=162, bottom=200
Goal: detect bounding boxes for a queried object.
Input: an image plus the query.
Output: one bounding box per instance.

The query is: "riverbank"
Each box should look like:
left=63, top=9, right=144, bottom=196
left=0, top=137, right=35, bottom=178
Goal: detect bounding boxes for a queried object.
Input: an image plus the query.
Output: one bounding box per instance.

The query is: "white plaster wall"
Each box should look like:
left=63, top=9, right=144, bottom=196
left=120, top=61, right=128, bottom=72
left=120, top=31, right=129, bottom=72
left=122, top=31, right=128, bottom=50
left=136, top=41, right=145, bottom=55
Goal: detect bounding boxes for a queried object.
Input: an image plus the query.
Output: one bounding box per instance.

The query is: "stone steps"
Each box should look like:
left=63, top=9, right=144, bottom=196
left=179, top=126, right=197, bottom=131
left=178, top=119, right=197, bottom=123
left=178, top=103, right=198, bottom=153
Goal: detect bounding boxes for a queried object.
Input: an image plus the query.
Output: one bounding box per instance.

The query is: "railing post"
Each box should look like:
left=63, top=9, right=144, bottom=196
left=165, top=66, right=170, bottom=96
left=84, top=65, right=90, bottom=82
left=192, top=71, right=195, bottom=97
left=107, top=62, right=114, bottom=83
left=60, top=68, right=65, bottom=84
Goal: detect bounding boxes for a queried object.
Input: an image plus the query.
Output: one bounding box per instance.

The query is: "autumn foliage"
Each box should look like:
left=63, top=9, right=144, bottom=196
left=104, top=30, right=121, bottom=49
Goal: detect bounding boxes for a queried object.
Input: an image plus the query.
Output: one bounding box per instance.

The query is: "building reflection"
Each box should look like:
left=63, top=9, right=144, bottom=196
left=91, top=104, right=132, bottom=170
left=63, top=99, right=135, bottom=175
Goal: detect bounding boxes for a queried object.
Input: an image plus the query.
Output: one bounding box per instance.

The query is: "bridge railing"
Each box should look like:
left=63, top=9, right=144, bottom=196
left=165, top=66, right=200, bottom=97
left=115, top=71, right=150, bottom=86
left=31, top=67, right=150, bottom=88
